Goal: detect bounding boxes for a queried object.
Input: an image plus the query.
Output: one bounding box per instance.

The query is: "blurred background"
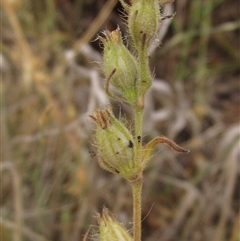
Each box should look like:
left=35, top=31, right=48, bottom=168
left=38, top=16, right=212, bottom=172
left=1, top=0, right=239, bottom=241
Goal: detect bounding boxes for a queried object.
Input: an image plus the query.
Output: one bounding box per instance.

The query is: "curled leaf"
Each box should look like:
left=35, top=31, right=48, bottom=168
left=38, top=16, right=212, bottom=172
left=142, top=135, right=189, bottom=167
left=150, top=136, right=190, bottom=153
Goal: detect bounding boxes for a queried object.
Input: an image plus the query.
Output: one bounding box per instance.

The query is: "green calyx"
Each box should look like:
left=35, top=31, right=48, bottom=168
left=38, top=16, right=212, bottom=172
left=97, top=208, right=133, bottom=241
left=100, top=28, right=139, bottom=105
left=90, top=107, right=142, bottom=180
left=128, top=0, right=160, bottom=51
left=90, top=107, right=189, bottom=180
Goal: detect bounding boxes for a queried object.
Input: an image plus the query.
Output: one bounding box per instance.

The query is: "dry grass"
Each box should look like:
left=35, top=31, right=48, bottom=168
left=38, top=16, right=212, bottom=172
left=1, top=0, right=239, bottom=241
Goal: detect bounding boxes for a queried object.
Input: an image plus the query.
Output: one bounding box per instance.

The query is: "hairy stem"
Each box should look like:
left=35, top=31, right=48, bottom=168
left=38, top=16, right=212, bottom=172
left=132, top=106, right=144, bottom=241
left=134, top=107, right=143, bottom=141
left=132, top=54, right=145, bottom=240
left=138, top=49, right=152, bottom=100
left=131, top=175, right=143, bottom=241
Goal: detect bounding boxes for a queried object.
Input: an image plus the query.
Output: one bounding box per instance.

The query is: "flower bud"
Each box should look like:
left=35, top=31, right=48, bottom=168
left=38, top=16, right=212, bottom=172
left=100, top=28, right=139, bottom=105
left=90, top=107, right=141, bottom=180
left=128, top=0, right=161, bottom=50
left=97, top=208, right=133, bottom=241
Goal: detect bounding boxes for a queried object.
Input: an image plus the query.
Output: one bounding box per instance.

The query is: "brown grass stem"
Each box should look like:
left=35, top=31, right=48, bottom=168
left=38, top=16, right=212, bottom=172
left=1, top=162, right=22, bottom=241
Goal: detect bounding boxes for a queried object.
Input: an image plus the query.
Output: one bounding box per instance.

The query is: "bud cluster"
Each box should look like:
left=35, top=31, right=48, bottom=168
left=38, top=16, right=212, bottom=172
left=91, top=0, right=187, bottom=191
left=100, top=0, right=174, bottom=107
left=90, top=1, right=189, bottom=240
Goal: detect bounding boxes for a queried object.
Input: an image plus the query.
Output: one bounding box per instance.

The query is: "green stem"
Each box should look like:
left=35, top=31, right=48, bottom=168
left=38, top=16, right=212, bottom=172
left=132, top=105, right=144, bottom=241
left=138, top=49, right=152, bottom=98
left=131, top=175, right=143, bottom=241
left=131, top=47, right=147, bottom=240
left=131, top=43, right=151, bottom=241
left=134, top=107, right=143, bottom=141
